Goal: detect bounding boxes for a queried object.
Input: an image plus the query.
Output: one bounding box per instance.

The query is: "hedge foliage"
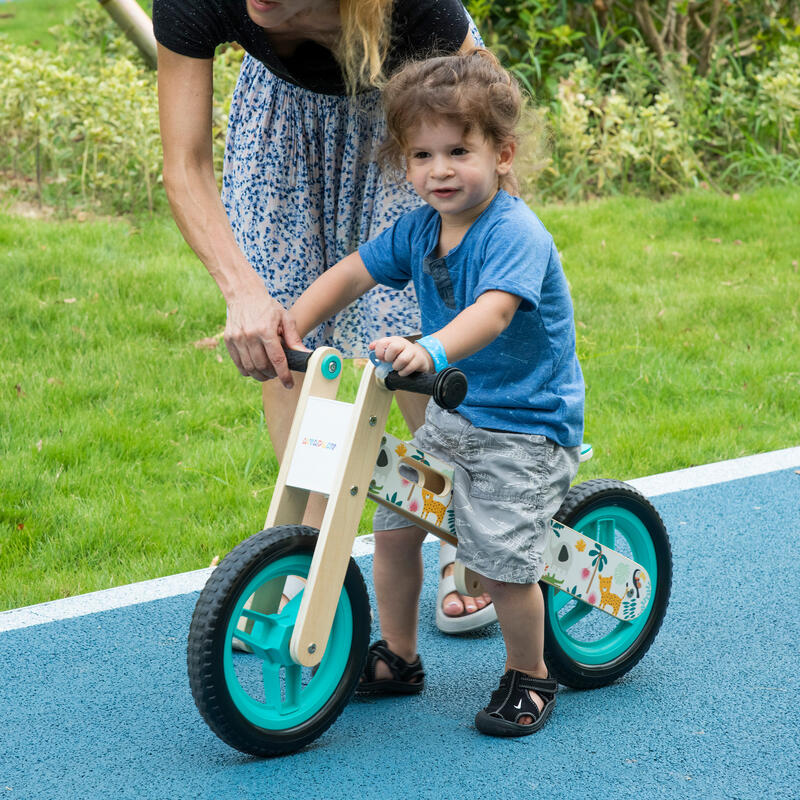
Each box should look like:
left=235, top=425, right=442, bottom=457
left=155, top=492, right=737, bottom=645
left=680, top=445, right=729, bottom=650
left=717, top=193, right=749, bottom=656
left=0, top=2, right=240, bottom=214
left=0, top=0, right=798, bottom=213
left=469, top=0, right=800, bottom=197
left=537, top=43, right=800, bottom=199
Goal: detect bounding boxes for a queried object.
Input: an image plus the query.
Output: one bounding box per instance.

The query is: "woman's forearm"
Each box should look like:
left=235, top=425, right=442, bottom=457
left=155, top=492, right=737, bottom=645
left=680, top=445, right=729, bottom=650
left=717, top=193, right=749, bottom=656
left=157, top=44, right=264, bottom=304
left=163, top=159, right=265, bottom=301
left=157, top=45, right=300, bottom=383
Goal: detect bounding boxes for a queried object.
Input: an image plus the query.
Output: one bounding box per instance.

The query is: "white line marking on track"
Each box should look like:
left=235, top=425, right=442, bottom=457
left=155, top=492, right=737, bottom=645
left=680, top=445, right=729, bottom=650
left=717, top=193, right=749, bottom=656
left=0, top=569, right=214, bottom=633
left=625, top=445, right=800, bottom=497
left=2, top=446, right=798, bottom=633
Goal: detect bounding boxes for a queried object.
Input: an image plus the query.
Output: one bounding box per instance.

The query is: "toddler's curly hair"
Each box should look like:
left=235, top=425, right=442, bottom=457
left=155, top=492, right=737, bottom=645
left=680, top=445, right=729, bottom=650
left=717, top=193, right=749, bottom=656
left=380, top=48, right=523, bottom=195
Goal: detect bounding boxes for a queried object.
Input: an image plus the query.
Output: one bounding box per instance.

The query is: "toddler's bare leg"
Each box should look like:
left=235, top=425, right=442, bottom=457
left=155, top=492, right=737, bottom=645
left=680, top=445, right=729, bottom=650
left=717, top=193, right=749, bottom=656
left=481, top=578, right=548, bottom=724
left=371, top=525, right=427, bottom=677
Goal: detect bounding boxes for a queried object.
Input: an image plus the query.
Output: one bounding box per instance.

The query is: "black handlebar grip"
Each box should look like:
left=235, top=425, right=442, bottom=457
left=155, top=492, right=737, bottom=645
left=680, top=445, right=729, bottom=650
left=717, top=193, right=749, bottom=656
left=433, top=367, right=468, bottom=409
left=284, top=349, right=313, bottom=373
left=383, top=366, right=467, bottom=410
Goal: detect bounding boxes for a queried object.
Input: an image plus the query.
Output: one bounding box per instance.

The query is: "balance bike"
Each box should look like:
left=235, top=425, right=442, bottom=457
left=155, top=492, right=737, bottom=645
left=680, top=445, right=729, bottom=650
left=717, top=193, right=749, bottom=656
left=187, top=347, right=672, bottom=755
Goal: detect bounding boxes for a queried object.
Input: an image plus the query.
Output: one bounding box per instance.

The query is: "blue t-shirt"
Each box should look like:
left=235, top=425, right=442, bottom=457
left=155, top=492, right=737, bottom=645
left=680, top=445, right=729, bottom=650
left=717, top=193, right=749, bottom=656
left=359, top=190, right=584, bottom=447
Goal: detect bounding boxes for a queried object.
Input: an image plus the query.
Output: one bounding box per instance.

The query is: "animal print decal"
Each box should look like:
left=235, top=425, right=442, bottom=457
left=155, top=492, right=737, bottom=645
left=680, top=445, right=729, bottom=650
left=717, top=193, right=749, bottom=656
left=368, top=434, right=652, bottom=621
left=542, top=521, right=652, bottom=621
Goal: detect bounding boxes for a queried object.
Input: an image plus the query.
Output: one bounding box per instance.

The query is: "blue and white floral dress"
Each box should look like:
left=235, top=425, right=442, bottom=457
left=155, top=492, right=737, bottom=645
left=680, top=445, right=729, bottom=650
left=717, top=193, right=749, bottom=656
left=221, top=63, right=423, bottom=356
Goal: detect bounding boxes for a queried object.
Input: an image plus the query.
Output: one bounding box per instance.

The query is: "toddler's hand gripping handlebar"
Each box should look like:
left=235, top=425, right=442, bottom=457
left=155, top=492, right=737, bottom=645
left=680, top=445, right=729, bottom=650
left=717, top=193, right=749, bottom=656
left=283, top=348, right=467, bottom=410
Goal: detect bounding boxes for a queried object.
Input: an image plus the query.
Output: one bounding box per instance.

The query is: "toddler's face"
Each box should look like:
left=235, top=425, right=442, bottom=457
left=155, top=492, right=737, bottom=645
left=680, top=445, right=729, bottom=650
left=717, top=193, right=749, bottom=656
left=404, top=120, right=513, bottom=225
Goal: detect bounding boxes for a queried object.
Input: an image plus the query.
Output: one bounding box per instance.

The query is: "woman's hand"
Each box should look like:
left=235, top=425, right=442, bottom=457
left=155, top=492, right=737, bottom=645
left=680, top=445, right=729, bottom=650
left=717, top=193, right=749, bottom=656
left=224, top=277, right=304, bottom=388
left=370, top=336, right=434, bottom=376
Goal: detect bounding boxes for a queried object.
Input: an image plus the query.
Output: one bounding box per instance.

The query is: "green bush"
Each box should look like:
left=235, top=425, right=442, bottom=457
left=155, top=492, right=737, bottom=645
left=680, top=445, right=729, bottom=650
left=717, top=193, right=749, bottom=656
left=1, top=0, right=798, bottom=212
left=0, top=43, right=161, bottom=212
left=0, top=1, right=241, bottom=215
left=467, top=0, right=800, bottom=97
left=534, top=43, right=800, bottom=200
left=468, top=0, right=800, bottom=199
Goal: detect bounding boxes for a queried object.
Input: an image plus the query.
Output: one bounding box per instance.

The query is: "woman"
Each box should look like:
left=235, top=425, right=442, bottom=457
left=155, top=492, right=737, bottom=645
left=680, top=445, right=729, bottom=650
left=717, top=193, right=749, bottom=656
left=153, top=0, right=495, bottom=631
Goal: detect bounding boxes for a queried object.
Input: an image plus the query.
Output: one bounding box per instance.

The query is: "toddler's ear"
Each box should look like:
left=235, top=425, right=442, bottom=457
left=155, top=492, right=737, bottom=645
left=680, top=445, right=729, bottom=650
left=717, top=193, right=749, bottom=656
left=497, top=140, right=516, bottom=176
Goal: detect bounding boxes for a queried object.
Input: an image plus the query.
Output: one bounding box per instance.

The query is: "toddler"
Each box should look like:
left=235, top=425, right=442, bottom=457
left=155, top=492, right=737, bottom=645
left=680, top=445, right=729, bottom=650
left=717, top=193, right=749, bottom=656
left=288, top=48, right=584, bottom=737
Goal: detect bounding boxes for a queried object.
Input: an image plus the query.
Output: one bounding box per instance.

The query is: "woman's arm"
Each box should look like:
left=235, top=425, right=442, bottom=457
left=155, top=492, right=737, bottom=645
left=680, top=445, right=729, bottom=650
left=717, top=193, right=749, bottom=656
left=157, top=44, right=301, bottom=387
left=371, top=290, right=521, bottom=375
left=290, top=251, right=377, bottom=339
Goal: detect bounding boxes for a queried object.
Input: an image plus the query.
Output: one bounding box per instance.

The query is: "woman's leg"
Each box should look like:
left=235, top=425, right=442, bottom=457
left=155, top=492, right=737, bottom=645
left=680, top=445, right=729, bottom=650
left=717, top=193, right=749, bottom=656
left=392, top=389, right=427, bottom=434
left=439, top=560, right=492, bottom=615
left=393, top=390, right=493, bottom=624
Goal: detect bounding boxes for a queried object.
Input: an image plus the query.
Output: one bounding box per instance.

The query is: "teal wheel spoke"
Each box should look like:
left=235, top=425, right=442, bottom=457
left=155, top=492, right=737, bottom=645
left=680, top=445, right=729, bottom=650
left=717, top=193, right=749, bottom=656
left=283, top=664, right=302, bottom=712
left=240, top=607, right=278, bottom=625
left=262, top=661, right=283, bottom=711
left=557, top=601, right=593, bottom=632
left=280, top=590, right=304, bottom=618
left=234, top=612, right=291, bottom=660
left=595, top=517, right=616, bottom=547
left=552, top=589, right=573, bottom=614
left=222, top=551, right=355, bottom=731
left=231, top=629, right=260, bottom=652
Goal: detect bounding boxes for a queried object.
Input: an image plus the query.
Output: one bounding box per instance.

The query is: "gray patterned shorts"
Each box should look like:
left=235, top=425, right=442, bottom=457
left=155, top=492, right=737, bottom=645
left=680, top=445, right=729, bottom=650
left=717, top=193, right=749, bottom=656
left=372, top=402, right=580, bottom=584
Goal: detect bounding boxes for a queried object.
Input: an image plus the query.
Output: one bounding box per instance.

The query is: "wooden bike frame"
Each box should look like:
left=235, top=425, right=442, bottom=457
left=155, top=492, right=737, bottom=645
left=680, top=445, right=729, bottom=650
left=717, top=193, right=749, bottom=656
left=264, top=348, right=652, bottom=668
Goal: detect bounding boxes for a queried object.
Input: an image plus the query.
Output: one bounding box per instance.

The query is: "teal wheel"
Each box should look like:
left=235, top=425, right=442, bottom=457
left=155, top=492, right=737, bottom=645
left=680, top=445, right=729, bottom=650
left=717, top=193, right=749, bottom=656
left=187, top=525, right=370, bottom=756
left=543, top=480, right=672, bottom=689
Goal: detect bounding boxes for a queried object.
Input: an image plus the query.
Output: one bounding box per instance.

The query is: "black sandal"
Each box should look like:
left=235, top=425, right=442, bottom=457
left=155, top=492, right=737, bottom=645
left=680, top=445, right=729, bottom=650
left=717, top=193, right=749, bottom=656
left=474, top=669, right=558, bottom=737
left=355, top=640, right=425, bottom=696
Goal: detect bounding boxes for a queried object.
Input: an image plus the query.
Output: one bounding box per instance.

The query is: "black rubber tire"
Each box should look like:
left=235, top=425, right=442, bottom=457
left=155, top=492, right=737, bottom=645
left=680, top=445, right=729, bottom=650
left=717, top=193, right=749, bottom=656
left=187, top=525, right=371, bottom=756
left=543, top=479, right=672, bottom=689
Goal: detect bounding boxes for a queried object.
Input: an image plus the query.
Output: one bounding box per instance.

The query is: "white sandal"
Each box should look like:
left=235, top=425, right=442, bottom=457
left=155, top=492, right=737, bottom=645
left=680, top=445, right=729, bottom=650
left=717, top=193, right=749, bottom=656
left=436, top=542, right=497, bottom=634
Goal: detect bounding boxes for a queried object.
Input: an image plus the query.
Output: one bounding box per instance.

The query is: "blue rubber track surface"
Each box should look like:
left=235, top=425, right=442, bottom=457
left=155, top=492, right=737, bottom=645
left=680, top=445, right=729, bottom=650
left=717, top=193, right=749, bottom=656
left=2, top=468, right=798, bottom=800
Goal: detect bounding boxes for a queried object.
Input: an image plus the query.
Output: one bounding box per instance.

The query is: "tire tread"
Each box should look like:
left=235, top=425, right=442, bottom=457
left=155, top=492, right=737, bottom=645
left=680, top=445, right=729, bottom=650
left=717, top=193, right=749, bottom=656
left=187, top=525, right=370, bottom=756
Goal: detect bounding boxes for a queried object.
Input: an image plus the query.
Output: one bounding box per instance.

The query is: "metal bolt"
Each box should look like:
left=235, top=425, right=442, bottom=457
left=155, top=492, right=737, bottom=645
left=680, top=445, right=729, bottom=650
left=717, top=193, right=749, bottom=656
left=307, top=643, right=317, bottom=654
left=327, top=361, right=337, bottom=374
left=368, top=416, right=377, bottom=426
left=350, top=486, right=359, bottom=496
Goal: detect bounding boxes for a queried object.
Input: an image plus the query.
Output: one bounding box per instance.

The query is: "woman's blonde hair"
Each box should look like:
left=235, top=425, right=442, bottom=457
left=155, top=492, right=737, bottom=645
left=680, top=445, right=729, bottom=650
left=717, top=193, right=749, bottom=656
left=379, top=48, right=523, bottom=194
left=335, top=0, right=393, bottom=94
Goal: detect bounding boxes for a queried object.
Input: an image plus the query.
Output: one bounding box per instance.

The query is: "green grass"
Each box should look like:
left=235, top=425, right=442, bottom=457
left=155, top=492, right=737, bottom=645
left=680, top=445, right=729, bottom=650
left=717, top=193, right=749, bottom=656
left=1, top=186, right=799, bottom=610
left=0, top=0, right=87, bottom=48
left=0, top=0, right=150, bottom=49
left=0, top=209, right=397, bottom=609
left=544, top=187, right=800, bottom=475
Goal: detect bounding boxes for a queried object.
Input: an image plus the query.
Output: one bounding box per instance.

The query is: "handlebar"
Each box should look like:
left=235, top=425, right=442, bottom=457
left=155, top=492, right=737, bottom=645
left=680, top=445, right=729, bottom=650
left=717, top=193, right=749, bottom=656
left=284, top=348, right=314, bottom=374
left=284, top=348, right=467, bottom=410
left=384, top=366, right=467, bottom=411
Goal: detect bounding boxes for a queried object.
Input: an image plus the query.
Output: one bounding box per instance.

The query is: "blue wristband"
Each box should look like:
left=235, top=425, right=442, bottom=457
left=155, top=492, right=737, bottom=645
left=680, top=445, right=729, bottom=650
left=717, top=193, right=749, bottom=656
left=416, top=335, right=449, bottom=372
